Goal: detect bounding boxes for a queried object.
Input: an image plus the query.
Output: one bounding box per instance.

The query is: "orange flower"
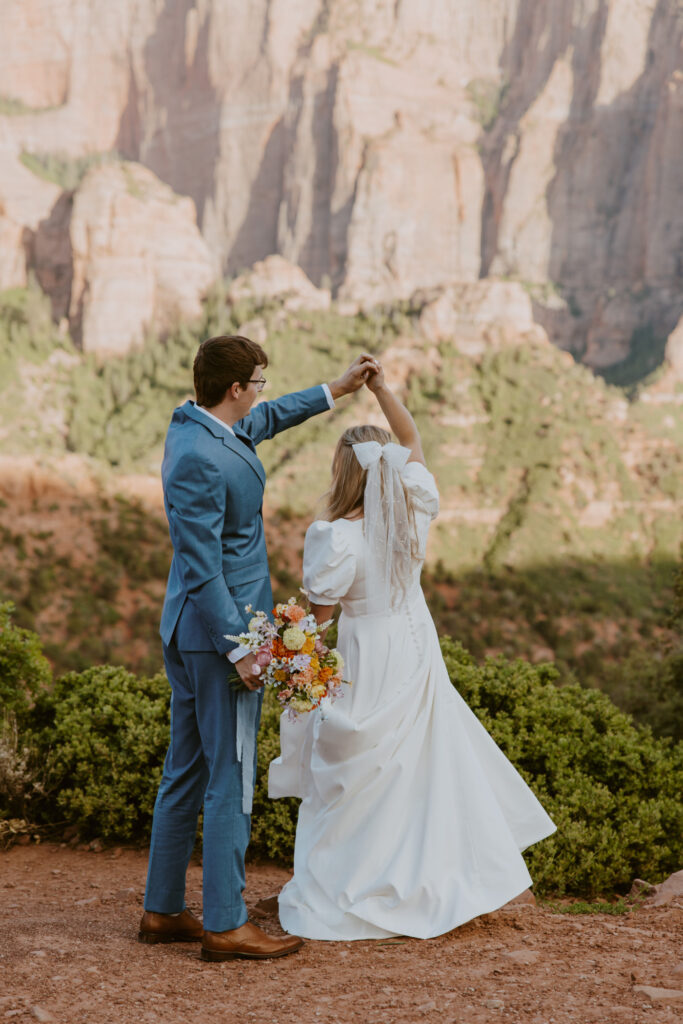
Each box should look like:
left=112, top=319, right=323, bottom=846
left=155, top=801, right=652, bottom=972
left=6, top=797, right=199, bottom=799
left=284, top=604, right=306, bottom=623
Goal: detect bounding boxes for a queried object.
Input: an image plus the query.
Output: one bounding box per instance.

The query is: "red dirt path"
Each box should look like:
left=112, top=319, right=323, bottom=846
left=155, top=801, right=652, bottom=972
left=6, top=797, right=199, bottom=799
left=1, top=845, right=681, bottom=1024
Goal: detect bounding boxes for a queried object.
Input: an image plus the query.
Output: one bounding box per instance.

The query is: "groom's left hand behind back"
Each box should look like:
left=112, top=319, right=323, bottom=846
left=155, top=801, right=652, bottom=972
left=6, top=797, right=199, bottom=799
left=328, top=353, right=380, bottom=400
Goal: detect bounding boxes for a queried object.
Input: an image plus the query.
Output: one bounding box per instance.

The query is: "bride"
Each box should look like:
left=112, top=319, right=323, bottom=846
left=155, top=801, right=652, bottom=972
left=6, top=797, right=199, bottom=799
left=268, top=363, right=556, bottom=940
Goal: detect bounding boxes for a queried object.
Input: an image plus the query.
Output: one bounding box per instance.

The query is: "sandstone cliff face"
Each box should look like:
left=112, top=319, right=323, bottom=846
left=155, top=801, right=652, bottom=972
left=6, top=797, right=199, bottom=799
left=67, top=162, right=214, bottom=355
left=0, top=0, right=681, bottom=362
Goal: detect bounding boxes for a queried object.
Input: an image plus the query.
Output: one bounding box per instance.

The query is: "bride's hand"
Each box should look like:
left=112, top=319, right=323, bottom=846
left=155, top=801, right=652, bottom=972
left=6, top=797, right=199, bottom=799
left=365, top=361, right=385, bottom=392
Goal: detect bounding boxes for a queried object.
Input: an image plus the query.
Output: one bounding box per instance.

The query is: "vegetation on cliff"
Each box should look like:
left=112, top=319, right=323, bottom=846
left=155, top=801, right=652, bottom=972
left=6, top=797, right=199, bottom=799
left=0, top=283, right=681, bottom=736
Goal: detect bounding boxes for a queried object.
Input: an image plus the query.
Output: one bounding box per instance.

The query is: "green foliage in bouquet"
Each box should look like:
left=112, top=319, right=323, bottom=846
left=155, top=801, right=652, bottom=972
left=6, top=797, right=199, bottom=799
left=30, top=666, right=170, bottom=840
left=439, top=640, right=682, bottom=896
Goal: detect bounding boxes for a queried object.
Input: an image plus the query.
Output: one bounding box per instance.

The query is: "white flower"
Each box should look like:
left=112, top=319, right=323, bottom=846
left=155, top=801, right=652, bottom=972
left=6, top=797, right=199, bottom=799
left=282, top=626, right=306, bottom=651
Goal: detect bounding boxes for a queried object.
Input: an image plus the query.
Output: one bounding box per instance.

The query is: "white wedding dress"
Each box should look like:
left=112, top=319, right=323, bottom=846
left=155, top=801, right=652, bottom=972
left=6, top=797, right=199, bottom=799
left=268, top=461, right=556, bottom=940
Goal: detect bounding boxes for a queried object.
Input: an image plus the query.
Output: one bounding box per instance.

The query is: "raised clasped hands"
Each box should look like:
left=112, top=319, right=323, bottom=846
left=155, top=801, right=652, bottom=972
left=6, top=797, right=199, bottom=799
left=329, top=353, right=381, bottom=399
left=364, top=359, right=385, bottom=393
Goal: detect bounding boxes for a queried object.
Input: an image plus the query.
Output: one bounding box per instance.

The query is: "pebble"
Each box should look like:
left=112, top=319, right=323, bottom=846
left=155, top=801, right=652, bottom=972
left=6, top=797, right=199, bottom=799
left=503, top=949, right=540, bottom=965
left=30, top=1009, right=54, bottom=1023
left=416, top=1000, right=437, bottom=1012
left=633, top=985, right=683, bottom=1001
left=485, top=998, right=505, bottom=1010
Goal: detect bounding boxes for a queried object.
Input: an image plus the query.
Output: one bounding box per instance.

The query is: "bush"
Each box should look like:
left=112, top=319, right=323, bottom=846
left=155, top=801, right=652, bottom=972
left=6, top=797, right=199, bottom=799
left=595, top=648, right=683, bottom=742
left=0, top=602, right=52, bottom=820
left=250, top=689, right=300, bottom=862
left=30, top=666, right=170, bottom=840
left=2, top=608, right=680, bottom=896
left=438, top=640, right=682, bottom=896
left=0, top=602, right=51, bottom=720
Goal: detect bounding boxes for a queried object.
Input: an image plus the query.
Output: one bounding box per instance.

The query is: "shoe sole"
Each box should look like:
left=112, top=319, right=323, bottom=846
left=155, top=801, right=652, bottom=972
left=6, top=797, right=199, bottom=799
left=200, top=941, right=304, bottom=962
left=138, top=931, right=202, bottom=944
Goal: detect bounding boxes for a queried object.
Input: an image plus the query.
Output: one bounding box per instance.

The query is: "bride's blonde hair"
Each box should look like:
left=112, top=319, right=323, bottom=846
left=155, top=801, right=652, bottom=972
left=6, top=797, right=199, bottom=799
left=324, top=425, right=420, bottom=568
left=324, top=425, right=391, bottom=521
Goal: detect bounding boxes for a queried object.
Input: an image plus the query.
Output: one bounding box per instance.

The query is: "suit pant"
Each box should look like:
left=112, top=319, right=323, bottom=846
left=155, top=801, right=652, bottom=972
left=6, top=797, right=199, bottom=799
left=144, top=642, right=262, bottom=932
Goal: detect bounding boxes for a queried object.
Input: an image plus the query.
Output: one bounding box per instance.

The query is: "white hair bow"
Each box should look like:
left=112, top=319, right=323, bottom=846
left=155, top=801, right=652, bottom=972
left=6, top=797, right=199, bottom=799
left=351, top=441, right=414, bottom=613
left=351, top=440, right=412, bottom=471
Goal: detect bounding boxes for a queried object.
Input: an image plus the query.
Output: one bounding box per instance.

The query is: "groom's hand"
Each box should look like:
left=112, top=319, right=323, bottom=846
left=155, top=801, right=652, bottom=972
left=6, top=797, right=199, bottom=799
left=232, top=652, right=264, bottom=691
left=328, top=353, right=380, bottom=399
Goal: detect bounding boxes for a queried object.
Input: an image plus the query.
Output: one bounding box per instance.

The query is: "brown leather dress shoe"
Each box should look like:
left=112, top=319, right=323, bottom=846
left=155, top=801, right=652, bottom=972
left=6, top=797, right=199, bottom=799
left=201, top=921, right=304, bottom=962
left=138, top=908, right=204, bottom=944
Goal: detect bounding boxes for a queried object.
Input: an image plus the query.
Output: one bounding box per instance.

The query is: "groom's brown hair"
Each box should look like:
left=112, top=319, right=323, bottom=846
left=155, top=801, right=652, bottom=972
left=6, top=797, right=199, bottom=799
left=194, top=335, right=269, bottom=407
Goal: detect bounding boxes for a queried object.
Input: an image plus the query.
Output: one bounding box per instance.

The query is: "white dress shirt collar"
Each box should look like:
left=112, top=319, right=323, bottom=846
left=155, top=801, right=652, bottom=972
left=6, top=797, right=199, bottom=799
left=193, top=403, right=235, bottom=435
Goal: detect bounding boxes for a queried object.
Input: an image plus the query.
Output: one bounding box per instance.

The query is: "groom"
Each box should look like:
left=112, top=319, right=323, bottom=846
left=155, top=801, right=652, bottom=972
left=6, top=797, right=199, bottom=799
left=138, top=334, right=378, bottom=961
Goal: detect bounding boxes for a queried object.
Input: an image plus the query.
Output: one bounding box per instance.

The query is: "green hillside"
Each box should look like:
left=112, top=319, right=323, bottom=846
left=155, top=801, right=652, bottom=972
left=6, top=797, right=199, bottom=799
left=0, top=282, right=681, bottom=736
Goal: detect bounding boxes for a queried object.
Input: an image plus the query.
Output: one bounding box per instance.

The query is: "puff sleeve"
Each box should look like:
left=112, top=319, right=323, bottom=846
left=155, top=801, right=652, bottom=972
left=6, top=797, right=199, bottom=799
left=303, top=521, right=357, bottom=605
left=401, top=462, right=440, bottom=519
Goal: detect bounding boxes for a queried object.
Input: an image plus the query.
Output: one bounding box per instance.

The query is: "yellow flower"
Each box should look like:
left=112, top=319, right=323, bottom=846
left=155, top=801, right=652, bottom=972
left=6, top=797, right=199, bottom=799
left=282, top=627, right=306, bottom=651
left=290, top=696, right=314, bottom=713
left=301, top=637, right=315, bottom=655
left=273, top=669, right=288, bottom=682
left=310, top=683, right=327, bottom=700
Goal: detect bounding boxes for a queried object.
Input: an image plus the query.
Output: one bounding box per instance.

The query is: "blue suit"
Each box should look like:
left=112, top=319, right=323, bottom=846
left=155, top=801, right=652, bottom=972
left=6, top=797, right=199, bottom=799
left=144, top=387, right=330, bottom=931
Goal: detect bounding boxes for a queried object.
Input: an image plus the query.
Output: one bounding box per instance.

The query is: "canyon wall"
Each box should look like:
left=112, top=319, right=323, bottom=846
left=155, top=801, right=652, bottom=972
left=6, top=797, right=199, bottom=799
left=0, top=0, right=681, bottom=361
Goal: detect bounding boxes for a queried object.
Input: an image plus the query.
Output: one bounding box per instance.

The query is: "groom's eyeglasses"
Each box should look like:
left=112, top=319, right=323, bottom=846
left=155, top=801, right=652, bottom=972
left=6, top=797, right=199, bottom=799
left=248, top=377, right=267, bottom=391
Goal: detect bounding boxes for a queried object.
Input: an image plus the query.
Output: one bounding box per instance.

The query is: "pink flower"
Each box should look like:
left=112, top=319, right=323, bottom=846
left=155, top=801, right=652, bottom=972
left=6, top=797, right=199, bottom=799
left=255, top=647, right=272, bottom=667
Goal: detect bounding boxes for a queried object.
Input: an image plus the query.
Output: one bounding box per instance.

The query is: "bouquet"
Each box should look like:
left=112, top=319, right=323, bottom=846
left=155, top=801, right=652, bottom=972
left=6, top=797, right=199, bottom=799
left=226, top=597, right=350, bottom=716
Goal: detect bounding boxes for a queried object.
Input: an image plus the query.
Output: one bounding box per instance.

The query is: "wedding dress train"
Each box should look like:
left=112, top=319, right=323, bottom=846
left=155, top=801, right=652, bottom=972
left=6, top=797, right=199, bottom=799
left=268, top=462, right=556, bottom=940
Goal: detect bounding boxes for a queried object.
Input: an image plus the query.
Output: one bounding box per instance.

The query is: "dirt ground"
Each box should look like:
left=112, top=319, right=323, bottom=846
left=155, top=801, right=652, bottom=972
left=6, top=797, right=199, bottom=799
left=1, top=845, right=681, bottom=1024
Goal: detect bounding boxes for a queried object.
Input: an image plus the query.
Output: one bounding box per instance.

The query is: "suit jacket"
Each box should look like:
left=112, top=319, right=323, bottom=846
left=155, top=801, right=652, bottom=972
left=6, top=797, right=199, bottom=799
left=160, top=387, right=330, bottom=653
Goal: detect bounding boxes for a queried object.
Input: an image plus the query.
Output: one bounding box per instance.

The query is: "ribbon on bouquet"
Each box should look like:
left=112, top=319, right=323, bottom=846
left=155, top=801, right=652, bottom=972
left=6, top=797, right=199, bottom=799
left=351, top=441, right=414, bottom=613
left=235, top=687, right=261, bottom=815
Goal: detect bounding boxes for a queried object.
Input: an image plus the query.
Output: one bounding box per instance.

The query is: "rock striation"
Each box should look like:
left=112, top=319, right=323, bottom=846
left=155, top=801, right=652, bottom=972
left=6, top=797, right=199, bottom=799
left=0, top=0, right=681, bottom=360
left=66, top=163, right=214, bottom=355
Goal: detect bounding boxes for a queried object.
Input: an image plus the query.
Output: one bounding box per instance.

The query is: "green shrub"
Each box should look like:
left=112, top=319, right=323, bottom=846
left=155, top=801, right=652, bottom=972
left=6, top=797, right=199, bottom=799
left=0, top=603, right=53, bottom=820
left=3, top=607, right=680, bottom=897
left=594, top=648, right=683, bottom=742
left=465, top=78, right=508, bottom=130
left=0, top=602, right=52, bottom=720
left=250, top=689, right=300, bottom=861
left=439, top=640, right=682, bottom=896
left=19, top=151, right=114, bottom=192
left=30, top=665, right=170, bottom=839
